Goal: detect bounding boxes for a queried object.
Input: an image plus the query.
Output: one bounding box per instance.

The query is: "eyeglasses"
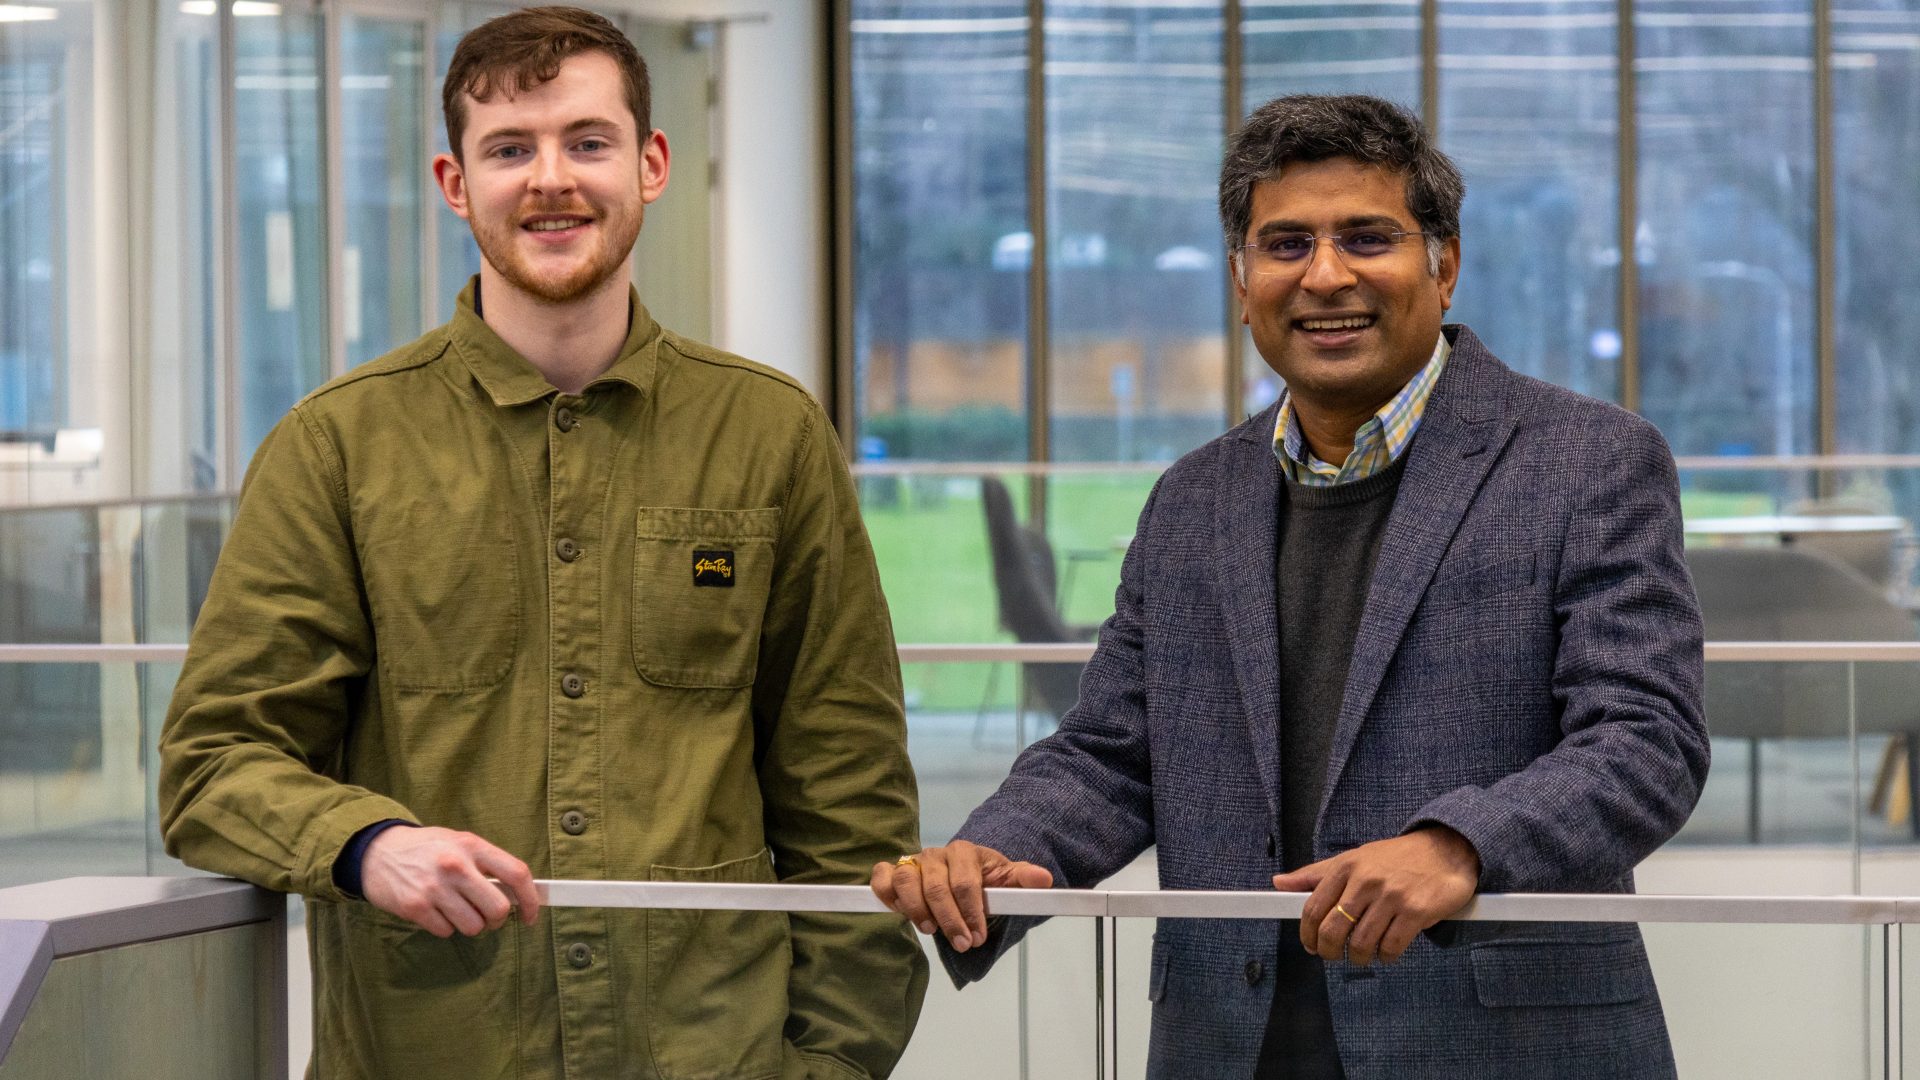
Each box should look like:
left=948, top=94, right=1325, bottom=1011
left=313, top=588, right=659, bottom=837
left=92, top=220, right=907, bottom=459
left=1240, top=227, right=1428, bottom=275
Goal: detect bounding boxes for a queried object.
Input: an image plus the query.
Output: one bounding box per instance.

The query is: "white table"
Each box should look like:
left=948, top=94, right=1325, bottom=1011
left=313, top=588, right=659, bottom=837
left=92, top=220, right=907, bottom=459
left=1684, top=514, right=1908, bottom=536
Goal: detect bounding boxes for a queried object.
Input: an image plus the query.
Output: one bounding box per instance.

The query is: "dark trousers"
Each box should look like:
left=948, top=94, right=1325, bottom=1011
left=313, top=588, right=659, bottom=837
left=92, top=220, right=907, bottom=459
left=1253, top=922, right=1347, bottom=1080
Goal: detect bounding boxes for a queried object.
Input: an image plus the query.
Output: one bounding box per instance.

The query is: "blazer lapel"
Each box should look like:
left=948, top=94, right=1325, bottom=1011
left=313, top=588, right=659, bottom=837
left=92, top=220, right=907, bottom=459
left=1319, top=333, right=1518, bottom=818
left=1217, top=409, right=1284, bottom=827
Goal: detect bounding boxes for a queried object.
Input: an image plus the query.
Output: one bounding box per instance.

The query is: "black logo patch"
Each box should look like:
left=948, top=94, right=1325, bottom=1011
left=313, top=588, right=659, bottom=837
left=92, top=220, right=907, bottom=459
left=692, top=550, right=735, bottom=587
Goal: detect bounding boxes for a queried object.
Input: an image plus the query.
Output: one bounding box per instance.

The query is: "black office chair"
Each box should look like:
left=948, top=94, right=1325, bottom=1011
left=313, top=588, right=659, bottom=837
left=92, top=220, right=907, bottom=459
left=977, top=476, right=1094, bottom=744
left=1686, top=545, right=1920, bottom=840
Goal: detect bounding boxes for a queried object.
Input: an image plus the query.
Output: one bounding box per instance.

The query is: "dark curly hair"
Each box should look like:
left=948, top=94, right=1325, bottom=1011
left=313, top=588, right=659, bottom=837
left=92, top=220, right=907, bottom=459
left=1220, top=95, right=1463, bottom=278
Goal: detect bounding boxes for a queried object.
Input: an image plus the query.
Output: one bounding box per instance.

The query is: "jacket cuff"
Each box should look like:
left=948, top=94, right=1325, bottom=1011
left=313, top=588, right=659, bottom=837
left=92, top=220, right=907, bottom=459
left=297, top=796, right=419, bottom=902
left=1404, top=785, right=1508, bottom=894
left=331, top=819, right=417, bottom=898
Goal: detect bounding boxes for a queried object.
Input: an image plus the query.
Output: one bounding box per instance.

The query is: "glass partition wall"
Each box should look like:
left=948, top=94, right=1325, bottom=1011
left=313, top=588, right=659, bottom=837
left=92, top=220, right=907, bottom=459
left=8, top=474, right=1920, bottom=866
left=6, top=640, right=1920, bottom=1078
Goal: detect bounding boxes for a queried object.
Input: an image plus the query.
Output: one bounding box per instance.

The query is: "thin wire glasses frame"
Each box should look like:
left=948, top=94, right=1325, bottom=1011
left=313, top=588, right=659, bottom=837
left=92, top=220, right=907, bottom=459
left=1240, top=227, right=1430, bottom=276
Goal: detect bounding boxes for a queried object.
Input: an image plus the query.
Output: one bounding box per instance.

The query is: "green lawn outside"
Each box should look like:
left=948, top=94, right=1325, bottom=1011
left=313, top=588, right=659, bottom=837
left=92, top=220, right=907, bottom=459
left=863, top=471, right=1786, bottom=712
left=861, top=472, right=1155, bottom=711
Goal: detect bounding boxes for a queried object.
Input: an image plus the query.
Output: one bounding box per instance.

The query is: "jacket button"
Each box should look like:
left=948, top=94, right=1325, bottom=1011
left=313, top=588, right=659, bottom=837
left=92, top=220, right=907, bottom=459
left=567, top=942, right=592, bottom=969
left=560, top=810, right=587, bottom=836
left=561, top=673, right=586, bottom=698
left=1244, top=960, right=1265, bottom=986
left=555, top=406, right=578, bottom=432
left=556, top=538, right=581, bottom=562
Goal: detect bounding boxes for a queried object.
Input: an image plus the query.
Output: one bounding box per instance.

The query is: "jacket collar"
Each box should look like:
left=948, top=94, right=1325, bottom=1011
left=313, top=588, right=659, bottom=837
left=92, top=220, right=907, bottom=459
left=450, top=276, right=662, bottom=406
left=1232, top=324, right=1500, bottom=447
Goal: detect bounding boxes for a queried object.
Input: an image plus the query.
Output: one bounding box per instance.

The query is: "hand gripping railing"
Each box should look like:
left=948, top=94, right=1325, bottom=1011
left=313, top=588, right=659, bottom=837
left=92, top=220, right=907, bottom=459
left=5, top=878, right=1918, bottom=1079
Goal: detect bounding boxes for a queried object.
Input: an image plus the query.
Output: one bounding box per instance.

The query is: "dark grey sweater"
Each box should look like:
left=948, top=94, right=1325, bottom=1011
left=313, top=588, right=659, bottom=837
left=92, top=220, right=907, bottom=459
left=1257, top=451, right=1407, bottom=1080
left=1276, top=453, right=1408, bottom=872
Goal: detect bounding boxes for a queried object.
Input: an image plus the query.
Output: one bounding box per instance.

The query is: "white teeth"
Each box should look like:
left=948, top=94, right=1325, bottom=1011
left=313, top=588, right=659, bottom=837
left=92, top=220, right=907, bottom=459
left=526, top=219, right=587, bottom=232
left=1300, top=317, right=1373, bottom=331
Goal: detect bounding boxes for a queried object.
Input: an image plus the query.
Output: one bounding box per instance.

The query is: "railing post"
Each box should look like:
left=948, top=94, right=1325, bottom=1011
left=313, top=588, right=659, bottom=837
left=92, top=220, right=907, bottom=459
left=1097, top=914, right=1120, bottom=1077
left=1016, top=939, right=1029, bottom=1080
left=1889, top=921, right=1904, bottom=1080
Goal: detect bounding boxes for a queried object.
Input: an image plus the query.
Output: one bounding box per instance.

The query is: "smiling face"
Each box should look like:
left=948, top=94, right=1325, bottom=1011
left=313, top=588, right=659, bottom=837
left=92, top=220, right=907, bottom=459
left=1235, top=157, right=1459, bottom=416
left=433, top=50, right=668, bottom=306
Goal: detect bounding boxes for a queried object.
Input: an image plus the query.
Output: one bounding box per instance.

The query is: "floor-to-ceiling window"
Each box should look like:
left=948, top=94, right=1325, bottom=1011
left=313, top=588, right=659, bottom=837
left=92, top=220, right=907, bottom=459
left=0, top=6, right=70, bottom=436
left=850, top=3, right=1032, bottom=466
left=341, top=11, right=427, bottom=369
left=1834, top=0, right=1920, bottom=514
left=1043, top=3, right=1225, bottom=465
left=231, top=1, right=331, bottom=457
left=841, top=0, right=1920, bottom=499
left=1636, top=0, right=1817, bottom=459
left=1439, top=0, right=1620, bottom=403
left=0, top=0, right=720, bottom=508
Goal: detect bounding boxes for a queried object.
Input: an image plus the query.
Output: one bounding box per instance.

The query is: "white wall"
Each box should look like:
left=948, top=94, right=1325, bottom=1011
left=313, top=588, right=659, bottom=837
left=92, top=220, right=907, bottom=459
left=624, top=1, right=831, bottom=398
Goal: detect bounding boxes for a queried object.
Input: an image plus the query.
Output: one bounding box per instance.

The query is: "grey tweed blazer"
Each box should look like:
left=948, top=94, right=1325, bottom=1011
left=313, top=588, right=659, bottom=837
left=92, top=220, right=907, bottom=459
left=946, top=325, right=1710, bottom=1079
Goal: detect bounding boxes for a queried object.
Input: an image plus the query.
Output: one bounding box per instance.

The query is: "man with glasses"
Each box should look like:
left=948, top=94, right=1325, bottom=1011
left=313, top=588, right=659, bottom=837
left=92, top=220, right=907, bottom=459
left=874, top=94, right=1708, bottom=1078
left=159, top=8, right=924, bottom=1078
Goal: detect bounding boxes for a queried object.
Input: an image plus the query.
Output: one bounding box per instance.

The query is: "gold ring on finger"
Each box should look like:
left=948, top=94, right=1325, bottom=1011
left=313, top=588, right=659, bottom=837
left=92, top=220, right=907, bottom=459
left=1334, top=903, right=1358, bottom=924
left=895, top=854, right=921, bottom=870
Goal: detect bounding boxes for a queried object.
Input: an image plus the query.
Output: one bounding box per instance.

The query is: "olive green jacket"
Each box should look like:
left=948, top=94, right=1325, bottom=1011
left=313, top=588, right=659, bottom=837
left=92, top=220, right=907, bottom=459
left=158, top=283, right=928, bottom=1079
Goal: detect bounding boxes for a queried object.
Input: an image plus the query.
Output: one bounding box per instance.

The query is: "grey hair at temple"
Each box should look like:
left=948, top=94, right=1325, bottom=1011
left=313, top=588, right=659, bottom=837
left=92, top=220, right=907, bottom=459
left=1219, top=94, right=1464, bottom=280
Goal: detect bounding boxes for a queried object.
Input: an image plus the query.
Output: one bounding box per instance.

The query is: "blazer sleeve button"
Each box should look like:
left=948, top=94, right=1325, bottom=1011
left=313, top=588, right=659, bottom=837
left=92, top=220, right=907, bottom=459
left=1244, top=959, right=1265, bottom=986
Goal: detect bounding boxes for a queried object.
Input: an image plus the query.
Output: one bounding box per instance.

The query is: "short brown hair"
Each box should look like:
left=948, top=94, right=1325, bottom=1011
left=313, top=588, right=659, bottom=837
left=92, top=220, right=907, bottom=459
left=442, top=6, right=651, bottom=160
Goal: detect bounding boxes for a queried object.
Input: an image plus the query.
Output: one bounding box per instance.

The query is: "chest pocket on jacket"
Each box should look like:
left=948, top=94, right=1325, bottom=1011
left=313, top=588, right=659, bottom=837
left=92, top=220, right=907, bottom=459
left=1422, top=552, right=1536, bottom=614
left=632, top=506, right=781, bottom=688
left=364, top=515, right=521, bottom=693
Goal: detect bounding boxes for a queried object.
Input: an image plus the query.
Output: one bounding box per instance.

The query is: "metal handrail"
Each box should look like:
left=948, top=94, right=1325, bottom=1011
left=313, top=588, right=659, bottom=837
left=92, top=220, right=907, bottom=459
left=0, top=490, right=234, bottom=515
left=540, top=879, right=1920, bottom=924
left=1, top=876, right=1913, bottom=1072
left=8, top=642, right=1920, bottom=664
left=842, top=454, right=1920, bottom=477
left=898, top=642, right=1920, bottom=664
left=0, top=644, right=191, bottom=663
left=6, top=451, right=1920, bottom=508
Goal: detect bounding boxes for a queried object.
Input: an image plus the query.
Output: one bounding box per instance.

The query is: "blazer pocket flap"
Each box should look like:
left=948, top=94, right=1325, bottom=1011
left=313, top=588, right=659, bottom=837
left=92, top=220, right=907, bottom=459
left=1147, top=938, right=1171, bottom=1003
left=1425, top=552, right=1536, bottom=610
left=1470, top=937, right=1654, bottom=1007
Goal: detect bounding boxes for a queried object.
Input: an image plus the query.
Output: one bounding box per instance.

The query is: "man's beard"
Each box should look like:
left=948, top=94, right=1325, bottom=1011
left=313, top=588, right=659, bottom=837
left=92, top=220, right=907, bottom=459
left=471, top=198, right=643, bottom=304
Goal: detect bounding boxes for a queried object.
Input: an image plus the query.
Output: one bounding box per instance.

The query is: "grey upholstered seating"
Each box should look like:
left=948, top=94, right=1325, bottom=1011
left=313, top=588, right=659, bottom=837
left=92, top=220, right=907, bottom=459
left=1685, top=545, right=1920, bottom=839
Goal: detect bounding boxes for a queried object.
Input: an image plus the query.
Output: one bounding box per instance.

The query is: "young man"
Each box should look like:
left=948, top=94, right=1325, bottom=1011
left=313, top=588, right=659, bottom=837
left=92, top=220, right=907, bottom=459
left=160, top=8, right=926, bottom=1078
left=874, top=95, right=1708, bottom=1079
